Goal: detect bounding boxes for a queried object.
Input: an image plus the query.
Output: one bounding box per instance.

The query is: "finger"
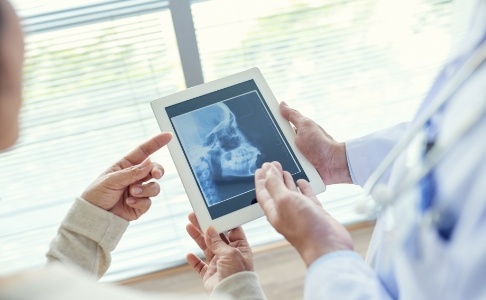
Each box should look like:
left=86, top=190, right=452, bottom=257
left=297, top=179, right=321, bottom=206
left=187, top=217, right=215, bottom=261
left=119, top=133, right=173, bottom=169
left=188, top=212, right=201, bottom=230
left=280, top=101, right=318, bottom=139
left=150, top=162, right=165, bottom=180
left=279, top=101, right=306, bottom=127
left=125, top=197, right=152, bottom=214
left=282, top=170, right=297, bottom=191
left=228, top=226, right=248, bottom=244
left=140, top=162, right=165, bottom=182
left=254, top=168, right=276, bottom=215
left=186, top=223, right=208, bottom=251
left=279, top=101, right=292, bottom=122
left=270, top=161, right=283, bottom=172
left=262, top=163, right=290, bottom=201
left=107, top=158, right=154, bottom=187
left=205, top=226, right=232, bottom=257
left=186, top=253, right=207, bottom=278
left=130, top=181, right=160, bottom=198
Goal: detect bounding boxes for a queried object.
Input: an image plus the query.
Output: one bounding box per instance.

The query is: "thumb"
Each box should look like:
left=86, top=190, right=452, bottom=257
left=205, top=226, right=230, bottom=256
left=279, top=101, right=291, bottom=121
left=107, top=158, right=153, bottom=187
left=279, top=101, right=303, bottom=126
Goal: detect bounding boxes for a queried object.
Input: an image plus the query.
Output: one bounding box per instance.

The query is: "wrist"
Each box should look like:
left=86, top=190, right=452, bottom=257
left=297, top=241, right=353, bottom=268
left=297, top=244, right=326, bottom=268
left=317, top=142, right=352, bottom=185
left=80, top=190, right=98, bottom=207
left=81, top=190, right=112, bottom=212
left=293, top=225, right=354, bottom=267
left=335, top=142, right=352, bottom=184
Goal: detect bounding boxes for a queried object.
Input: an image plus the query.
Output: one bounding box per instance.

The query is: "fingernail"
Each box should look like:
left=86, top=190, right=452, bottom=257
left=133, top=187, right=142, bottom=195
left=262, top=163, right=271, bottom=171
left=126, top=198, right=136, bottom=204
left=281, top=101, right=288, bottom=106
left=154, top=169, right=163, bottom=179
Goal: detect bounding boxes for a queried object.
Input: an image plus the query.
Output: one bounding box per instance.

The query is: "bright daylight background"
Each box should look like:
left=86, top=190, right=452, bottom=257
left=0, top=0, right=462, bottom=281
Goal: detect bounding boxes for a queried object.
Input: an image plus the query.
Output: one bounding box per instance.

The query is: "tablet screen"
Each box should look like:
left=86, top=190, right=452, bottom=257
left=167, top=80, right=309, bottom=219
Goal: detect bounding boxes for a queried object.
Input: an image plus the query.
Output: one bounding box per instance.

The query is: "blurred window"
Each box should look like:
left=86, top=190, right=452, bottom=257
left=0, top=0, right=454, bottom=281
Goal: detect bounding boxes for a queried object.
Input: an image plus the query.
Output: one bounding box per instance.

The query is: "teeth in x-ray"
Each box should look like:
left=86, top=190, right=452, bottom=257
left=221, top=146, right=260, bottom=177
left=181, top=102, right=262, bottom=206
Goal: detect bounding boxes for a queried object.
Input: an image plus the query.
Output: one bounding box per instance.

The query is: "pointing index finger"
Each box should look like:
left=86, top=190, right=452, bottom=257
left=119, top=132, right=173, bottom=168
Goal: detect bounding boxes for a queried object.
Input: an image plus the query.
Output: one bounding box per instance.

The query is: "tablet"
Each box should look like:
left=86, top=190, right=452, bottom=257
left=151, top=68, right=326, bottom=233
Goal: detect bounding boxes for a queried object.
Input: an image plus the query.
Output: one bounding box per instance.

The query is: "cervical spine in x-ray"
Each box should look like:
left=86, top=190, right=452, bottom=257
left=188, top=103, right=261, bottom=206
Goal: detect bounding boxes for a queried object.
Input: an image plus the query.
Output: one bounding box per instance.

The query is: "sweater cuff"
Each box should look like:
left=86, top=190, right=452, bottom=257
left=210, top=271, right=266, bottom=300
left=61, top=197, right=129, bottom=252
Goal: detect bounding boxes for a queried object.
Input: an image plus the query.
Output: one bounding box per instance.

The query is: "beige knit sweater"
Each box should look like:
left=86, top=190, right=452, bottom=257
left=0, top=198, right=266, bottom=300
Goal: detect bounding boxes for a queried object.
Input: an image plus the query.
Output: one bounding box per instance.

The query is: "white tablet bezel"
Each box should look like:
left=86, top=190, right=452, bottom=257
left=151, top=68, right=326, bottom=233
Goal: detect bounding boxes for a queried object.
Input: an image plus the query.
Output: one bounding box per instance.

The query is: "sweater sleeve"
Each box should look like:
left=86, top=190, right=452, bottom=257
left=44, top=199, right=269, bottom=299
left=304, top=251, right=392, bottom=300
left=0, top=263, right=164, bottom=300
left=210, top=271, right=267, bottom=300
left=345, top=123, right=408, bottom=187
left=46, top=197, right=129, bottom=278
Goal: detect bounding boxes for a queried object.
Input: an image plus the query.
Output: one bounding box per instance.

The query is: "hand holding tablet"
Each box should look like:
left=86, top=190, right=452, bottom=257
left=151, top=68, right=325, bottom=233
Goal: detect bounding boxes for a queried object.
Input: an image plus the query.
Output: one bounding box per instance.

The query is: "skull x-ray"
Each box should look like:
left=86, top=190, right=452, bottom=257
left=168, top=82, right=306, bottom=218
left=173, top=102, right=261, bottom=206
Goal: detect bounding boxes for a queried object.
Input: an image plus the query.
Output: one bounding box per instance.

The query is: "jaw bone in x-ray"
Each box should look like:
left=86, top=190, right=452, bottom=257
left=189, top=103, right=261, bottom=206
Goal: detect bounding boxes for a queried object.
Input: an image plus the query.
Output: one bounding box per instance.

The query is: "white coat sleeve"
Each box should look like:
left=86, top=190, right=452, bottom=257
left=345, top=123, right=408, bottom=187
left=304, top=251, right=393, bottom=300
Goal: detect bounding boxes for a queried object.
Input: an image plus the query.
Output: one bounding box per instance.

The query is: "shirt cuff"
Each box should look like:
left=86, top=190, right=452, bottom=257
left=305, top=250, right=392, bottom=299
left=345, top=123, right=408, bottom=187
left=308, top=250, right=364, bottom=276
left=345, top=144, right=359, bottom=185
left=345, top=138, right=376, bottom=187
left=210, top=271, right=267, bottom=300
left=61, top=197, right=129, bottom=252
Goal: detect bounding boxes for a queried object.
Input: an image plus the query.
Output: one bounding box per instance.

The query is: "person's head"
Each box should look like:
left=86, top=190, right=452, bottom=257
left=0, top=0, right=24, bottom=151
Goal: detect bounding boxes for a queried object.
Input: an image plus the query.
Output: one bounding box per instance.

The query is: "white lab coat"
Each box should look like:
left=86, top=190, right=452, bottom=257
left=304, top=1, right=486, bottom=299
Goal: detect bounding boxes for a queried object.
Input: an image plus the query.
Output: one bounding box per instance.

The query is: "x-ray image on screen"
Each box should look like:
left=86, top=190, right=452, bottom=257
left=168, top=81, right=305, bottom=217
left=172, top=91, right=299, bottom=206
left=172, top=102, right=261, bottom=206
